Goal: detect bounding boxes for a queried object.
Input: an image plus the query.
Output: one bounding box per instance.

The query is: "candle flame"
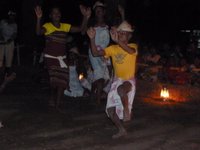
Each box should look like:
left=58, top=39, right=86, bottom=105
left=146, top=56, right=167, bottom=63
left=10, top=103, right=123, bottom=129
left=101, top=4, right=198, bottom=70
left=160, top=88, right=169, bottom=99
left=79, top=73, right=84, bottom=80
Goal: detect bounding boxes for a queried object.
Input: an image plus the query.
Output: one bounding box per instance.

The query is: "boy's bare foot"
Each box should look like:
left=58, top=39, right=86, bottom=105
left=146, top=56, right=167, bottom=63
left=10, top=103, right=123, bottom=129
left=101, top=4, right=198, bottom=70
left=112, top=129, right=127, bottom=139
left=123, top=107, right=131, bottom=122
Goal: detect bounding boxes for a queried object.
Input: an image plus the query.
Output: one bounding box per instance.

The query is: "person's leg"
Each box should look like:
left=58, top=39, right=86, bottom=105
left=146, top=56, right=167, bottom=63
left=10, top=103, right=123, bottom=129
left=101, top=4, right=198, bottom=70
left=0, top=45, right=4, bottom=68
left=117, top=81, right=132, bottom=122
left=107, top=107, right=127, bottom=138
left=91, top=78, right=105, bottom=104
left=5, top=42, right=14, bottom=76
left=0, top=45, right=5, bottom=83
left=55, top=87, right=64, bottom=110
left=49, top=86, right=57, bottom=107
left=0, top=67, right=4, bottom=84
left=96, top=78, right=105, bottom=104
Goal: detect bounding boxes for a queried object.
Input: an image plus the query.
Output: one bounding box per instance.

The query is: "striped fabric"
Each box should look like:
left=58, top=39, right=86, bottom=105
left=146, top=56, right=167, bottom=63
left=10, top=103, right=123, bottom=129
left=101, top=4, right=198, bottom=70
left=48, top=66, right=69, bottom=89
left=42, top=22, right=71, bottom=89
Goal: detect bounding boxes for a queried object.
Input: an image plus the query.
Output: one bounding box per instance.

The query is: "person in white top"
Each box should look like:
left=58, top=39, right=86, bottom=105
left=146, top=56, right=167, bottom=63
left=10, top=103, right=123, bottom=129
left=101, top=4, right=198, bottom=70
left=88, top=1, right=125, bottom=104
left=0, top=11, right=17, bottom=91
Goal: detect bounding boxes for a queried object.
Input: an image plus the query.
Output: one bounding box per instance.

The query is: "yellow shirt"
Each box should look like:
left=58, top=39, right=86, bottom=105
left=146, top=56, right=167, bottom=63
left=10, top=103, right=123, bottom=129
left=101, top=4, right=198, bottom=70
left=105, top=43, right=138, bottom=80
left=43, top=23, right=71, bottom=35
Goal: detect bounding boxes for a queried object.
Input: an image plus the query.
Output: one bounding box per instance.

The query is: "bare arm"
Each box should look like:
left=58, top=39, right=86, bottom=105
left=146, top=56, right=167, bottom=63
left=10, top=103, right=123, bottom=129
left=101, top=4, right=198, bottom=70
left=70, top=5, right=91, bottom=34
left=35, top=6, right=46, bottom=35
left=69, top=15, right=89, bottom=33
left=118, top=5, right=125, bottom=21
left=118, top=41, right=137, bottom=54
left=87, top=27, right=105, bottom=57
left=110, top=27, right=136, bottom=54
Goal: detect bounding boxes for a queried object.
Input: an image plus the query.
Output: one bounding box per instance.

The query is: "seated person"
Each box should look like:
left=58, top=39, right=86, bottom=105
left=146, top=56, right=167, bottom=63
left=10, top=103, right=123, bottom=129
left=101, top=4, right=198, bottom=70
left=64, top=47, right=84, bottom=97
left=143, top=46, right=161, bottom=65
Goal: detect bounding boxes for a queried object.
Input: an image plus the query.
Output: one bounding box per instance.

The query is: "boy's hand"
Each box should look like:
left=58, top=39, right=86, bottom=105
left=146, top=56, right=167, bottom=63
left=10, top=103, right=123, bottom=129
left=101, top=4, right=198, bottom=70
left=35, top=6, right=43, bottom=19
left=110, top=27, right=118, bottom=43
left=87, top=27, right=96, bottom=39
left=80, top=5, right=91, bottom=19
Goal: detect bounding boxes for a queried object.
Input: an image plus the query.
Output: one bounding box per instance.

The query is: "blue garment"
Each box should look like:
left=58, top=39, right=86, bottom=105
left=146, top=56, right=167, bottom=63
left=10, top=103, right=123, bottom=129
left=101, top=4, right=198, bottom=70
left=64, top=66, right=84, bottom=97
left=89, top=26, right=110, bottom=81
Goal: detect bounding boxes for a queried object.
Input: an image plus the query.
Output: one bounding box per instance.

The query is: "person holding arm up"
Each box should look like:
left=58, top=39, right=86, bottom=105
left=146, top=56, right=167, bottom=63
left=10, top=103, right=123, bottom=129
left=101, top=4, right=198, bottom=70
left=87, top=21, right=138, bottom=138
left=34, top=5, right=91, bottom=109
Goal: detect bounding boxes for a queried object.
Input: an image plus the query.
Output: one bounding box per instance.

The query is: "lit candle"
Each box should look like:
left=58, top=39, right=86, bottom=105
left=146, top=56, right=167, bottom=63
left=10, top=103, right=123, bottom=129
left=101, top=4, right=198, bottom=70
left=79, top=73, right=84, bottom=80
left=160, top=87, right=169, bottom=101
left=79, top=73, right=91, bottom=91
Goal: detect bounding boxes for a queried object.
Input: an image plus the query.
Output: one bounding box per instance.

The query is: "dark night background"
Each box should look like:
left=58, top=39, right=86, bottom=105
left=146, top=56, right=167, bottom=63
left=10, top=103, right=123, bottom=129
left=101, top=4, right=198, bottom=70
left=0, top=0, right=200, bottom=47
left=1, top=1, right=200, bottom=148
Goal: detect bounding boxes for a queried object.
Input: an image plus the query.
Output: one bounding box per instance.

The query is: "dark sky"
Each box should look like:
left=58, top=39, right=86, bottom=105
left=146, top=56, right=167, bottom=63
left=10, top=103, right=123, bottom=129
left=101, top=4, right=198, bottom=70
left=1, top=0, right=199, bottom=28
left=0, top=0, right=199, bottom=44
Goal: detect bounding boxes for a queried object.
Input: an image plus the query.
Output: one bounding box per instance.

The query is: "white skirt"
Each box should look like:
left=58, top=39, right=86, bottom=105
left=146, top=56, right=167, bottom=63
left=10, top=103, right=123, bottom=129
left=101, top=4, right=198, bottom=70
left=106, top=77, right=136, bottom=120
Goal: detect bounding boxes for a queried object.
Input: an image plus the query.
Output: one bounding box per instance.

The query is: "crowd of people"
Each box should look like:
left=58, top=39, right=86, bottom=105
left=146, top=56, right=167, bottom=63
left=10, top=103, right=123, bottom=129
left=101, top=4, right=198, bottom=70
left=137, top=41, right=200, bottom=86
left=1, top=0, right=199, bottom=139
left=0, top=1, right=139, bottom=139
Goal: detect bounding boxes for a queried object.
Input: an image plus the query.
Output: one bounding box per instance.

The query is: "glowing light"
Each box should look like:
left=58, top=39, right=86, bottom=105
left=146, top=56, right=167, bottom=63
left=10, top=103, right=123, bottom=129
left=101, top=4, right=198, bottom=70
left=79, top=73, right=84, bottom=80
left=160, top=88, right=169, bottom=100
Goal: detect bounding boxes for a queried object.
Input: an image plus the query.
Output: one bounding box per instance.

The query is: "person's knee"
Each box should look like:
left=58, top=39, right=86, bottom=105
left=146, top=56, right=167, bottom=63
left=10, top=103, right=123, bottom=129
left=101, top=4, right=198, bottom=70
left=118, top=82, right=132, bottom=96
left=117, top=85, right=125, bottom=98
left=123, top=81, right=132, bottom=92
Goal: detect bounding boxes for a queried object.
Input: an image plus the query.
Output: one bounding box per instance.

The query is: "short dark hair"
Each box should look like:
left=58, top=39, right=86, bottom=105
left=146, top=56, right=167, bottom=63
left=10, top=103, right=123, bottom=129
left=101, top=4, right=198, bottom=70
left=49, top=6, right=61, bottom=14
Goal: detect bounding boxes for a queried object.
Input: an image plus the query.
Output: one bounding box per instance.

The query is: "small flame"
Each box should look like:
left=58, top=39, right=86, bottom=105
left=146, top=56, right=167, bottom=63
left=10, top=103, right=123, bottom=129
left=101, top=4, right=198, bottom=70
left=79, top=73, right=84, bottom=80
left=160, top=88, right=169, bottom=99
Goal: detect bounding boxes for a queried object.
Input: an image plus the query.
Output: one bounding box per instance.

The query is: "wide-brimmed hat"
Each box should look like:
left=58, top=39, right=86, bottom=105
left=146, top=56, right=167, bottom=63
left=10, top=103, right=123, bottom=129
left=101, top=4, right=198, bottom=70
left=93, top=1, right=105, bottom=10
left=117, top=21, right=134, bottom=32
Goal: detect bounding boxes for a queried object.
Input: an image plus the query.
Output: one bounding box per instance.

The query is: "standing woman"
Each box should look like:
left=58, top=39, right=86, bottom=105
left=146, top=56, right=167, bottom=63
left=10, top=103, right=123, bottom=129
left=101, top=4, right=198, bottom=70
left=35, top=5, right=91, bottom=109
left=88, top=1, right=125, bottom=104
left=88, top=1, right=111, bottom=105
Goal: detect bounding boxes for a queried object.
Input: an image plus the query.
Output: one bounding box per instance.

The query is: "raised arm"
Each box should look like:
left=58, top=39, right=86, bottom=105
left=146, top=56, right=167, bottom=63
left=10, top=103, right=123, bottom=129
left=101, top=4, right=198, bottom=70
left=34, top=6, right=46, bottom=35
left=70, top=5, right=91, bottom=34
left=118, top=40, right=137, bottom=54
left=87, top=27, right=105, bottom=57
left=110, top=27, right=136, bottom=54
left=118, top=5, right=125, bottom=21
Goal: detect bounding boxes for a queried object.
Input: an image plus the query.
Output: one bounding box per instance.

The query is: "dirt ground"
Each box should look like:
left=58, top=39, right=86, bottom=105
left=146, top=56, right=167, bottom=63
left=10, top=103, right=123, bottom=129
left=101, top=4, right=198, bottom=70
left=0, top=67, right=200, bottom=150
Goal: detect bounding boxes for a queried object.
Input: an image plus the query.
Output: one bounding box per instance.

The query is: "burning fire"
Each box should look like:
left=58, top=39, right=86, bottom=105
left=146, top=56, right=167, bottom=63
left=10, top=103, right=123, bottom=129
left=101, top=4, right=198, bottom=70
left=160, top=88, right=169, bottom=100
left=79, top=73, right=84, bottom=80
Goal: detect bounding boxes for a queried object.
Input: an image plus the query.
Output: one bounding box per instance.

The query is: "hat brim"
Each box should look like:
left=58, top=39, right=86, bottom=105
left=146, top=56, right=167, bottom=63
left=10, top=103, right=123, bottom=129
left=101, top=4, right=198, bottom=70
left=117, top=29, right=134, bottom=32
